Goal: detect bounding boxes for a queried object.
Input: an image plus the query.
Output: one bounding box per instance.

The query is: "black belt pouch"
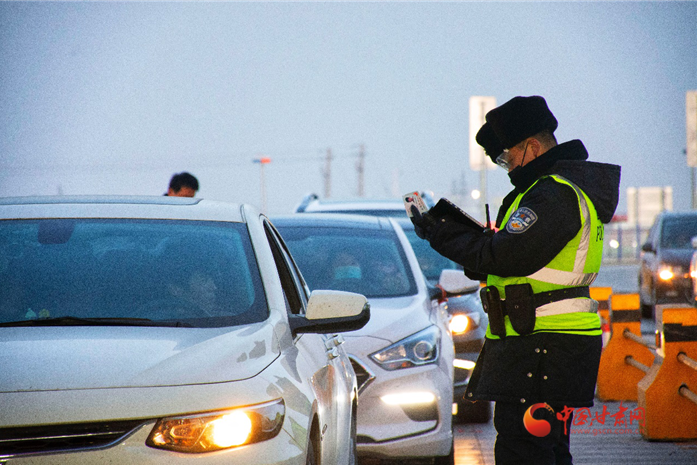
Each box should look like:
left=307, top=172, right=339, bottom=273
left=505, top=283, right=536, bottom=335
left=480, top=286, right=506, bottom=338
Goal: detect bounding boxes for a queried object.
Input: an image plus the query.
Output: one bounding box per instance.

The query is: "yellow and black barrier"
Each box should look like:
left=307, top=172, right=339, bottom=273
left=596, top=293, right=655, bottom=401
left=637, top=304, right=697, bottom=441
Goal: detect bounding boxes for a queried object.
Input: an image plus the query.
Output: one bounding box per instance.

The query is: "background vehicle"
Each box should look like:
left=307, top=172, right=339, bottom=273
left=294, top=194, right=491, bottom=423
left=0, top=196, right=369, bottom=465
left=639, top=210, right=697, bottom=318
left=273, top=214, right=456, bottom=464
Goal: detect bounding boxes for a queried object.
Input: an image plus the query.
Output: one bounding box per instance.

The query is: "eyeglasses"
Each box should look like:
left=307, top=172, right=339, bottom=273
left=495, top=141, right=530, bottom=171
left=495, top=150, right=515, bottom=170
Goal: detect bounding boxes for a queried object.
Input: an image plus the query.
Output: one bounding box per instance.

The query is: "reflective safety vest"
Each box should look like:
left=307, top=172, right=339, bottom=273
left=486, top=175, right=603, bottom=338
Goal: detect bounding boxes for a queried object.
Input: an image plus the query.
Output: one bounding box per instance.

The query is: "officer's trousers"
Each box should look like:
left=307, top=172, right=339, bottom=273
left=493, top=401, right=573, bottom=465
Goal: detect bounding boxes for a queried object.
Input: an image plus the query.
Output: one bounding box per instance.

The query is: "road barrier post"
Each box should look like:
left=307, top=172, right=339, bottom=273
left=596, top=293, right=655, bottom=401
left=637, top=304, right=697, bottom=441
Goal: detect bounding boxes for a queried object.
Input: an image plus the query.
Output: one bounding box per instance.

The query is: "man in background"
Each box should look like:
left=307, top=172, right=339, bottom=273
left=165, top=172, right=199, bottom=197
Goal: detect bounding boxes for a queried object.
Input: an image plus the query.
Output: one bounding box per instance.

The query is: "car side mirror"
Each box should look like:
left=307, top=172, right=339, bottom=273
left=438, top=269, right=480, bottom=295
left=641, top=242, right=654, bottom=253
left=289, top=290, right=370, bottom=336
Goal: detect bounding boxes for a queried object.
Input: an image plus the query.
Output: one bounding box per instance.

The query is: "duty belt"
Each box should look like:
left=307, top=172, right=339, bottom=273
left=481, top=285, right=593, bottom=337
left=501, top=286, right=591, bottom=315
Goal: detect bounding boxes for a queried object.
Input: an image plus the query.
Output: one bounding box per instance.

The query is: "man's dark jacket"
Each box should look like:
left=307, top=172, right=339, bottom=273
left=427, top=140, right=621, bottom=407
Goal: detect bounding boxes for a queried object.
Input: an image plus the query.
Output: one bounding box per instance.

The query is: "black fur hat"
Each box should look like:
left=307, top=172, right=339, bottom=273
left=486, top=96, right=558, bottom=149
left=475, top=122, right=504, bottom=163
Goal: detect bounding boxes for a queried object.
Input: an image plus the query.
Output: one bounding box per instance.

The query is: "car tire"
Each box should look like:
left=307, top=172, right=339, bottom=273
left=432, top=438, right=455, bottom=465
left=455, top=399, right=491, bottom=424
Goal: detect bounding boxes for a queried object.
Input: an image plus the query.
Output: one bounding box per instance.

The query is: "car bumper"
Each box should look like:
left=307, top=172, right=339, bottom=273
left=655, top=277, right=693, bottom=304
left=353, top=361, right=453, bottom=458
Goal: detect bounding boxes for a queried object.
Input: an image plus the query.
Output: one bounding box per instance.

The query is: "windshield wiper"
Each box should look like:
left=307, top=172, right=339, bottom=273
left=0, top=317, right=192, bottom=327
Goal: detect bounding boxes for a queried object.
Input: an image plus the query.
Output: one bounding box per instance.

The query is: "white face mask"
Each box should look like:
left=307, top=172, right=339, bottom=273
left=334, top=266, right=362, bottom=280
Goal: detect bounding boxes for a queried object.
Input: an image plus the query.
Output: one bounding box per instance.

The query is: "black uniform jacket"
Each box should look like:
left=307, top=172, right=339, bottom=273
left=428, top=140, right=621, bottom=407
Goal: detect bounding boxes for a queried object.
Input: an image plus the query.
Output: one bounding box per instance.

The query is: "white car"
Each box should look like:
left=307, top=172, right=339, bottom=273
left=272, top=213, right=455, bottom=464
left=294, top=194, right=491, bottom=423
left=0, top=196, right=369, bottom=465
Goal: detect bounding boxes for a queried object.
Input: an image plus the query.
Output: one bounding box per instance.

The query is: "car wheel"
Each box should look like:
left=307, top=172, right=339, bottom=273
left=432, top=438, right=455, bottom=465
left=455, top=400, right=491, bottom=424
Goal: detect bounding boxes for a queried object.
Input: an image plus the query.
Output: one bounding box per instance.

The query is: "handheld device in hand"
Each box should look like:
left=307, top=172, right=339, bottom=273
left=403, top=191, right=429, bottom=218
left=431, top=198, right=486, bottom=230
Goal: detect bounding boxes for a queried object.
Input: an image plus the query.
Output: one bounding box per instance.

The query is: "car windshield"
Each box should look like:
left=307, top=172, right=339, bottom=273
left=0, top=219, right=267, bottom=327
left=276, top=226, right=417, bottom=298
left=660, top=216, right=697, bottom=249
left=401, top=227, right=462, bottom=282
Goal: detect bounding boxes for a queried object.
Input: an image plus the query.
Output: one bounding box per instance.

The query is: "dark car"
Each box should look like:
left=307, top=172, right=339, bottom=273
left=294, top=195, right=491, bottom=423
left=639, top=211, right=697, bottom=318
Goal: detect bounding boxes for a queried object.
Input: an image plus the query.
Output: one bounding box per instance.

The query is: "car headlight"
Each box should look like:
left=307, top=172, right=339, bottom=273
left=370, top=326, right=440, bottom=370
left=449, top=312, right=481, bottom=335
left=658, top=265, right=686, bottom=282
left=146, top=399, right=284, bottom=453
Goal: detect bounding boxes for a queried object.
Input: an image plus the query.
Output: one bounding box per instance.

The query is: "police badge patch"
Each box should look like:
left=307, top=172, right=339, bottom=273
left=506, top=207, right=538, bottom=234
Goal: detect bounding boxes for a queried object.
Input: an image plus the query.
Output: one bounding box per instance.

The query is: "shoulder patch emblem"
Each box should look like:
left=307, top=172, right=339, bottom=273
left=506, top=207, right=538, bottom=234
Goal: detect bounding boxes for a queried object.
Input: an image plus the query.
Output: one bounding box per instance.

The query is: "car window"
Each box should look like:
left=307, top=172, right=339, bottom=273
left=401, top=227, right=462, bottom=282
left=263, top=221, right=308, bottom=315
left=0, top=219, right=267, bottom=327
left=660, top=216, right=698, bottom=249
left=275, top=226, right=417, bottom=298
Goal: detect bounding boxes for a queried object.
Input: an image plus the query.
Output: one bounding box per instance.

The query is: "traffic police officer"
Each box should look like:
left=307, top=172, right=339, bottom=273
left=411, top=96, right=621, bottom=464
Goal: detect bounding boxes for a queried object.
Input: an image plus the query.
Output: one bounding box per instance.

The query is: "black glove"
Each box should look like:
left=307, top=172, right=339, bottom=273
left=410, top=205, right=438, bottom=240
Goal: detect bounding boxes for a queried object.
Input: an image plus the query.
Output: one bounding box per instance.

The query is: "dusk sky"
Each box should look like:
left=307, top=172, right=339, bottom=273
left=1, top=1, right=696, bottom=218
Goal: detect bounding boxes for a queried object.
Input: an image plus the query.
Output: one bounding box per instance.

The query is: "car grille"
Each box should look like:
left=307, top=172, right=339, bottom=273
left=0, top=419, right=148, bottom=458
left=349, top=356, right=375, bottom=394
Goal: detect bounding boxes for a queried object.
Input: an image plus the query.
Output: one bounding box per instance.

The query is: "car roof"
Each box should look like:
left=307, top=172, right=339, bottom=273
left=272, top=213, right=397, bottom=231
left=0, top=195, right=248, bottom=222
left=294, top=192, right=435, bottom=213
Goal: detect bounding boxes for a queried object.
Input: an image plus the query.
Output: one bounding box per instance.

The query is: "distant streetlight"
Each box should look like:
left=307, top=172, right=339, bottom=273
left=471, top=189, right=481, bottom=200
left=252, top=156, right=272, bottom=213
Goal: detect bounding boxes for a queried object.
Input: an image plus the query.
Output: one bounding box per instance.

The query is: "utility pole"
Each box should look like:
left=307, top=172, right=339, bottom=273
left=356, top=144, right=365, bottom=197
left=252, top=156, right=271, bottom=213
left=323, top=148, right=333, bottom=198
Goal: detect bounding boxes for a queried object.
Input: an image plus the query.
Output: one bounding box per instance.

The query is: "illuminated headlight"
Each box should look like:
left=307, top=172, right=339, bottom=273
left=449, top=312, right=481, bottom=335
left=658, top=268, right=675, bottom=281
left=146, top=399, right=284, bottom=453
left=370, top=326, right=440, bottom=370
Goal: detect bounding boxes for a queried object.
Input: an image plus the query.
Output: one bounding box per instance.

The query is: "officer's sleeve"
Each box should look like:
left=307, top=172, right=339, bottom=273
left=428, top=179, right=581, bottom=277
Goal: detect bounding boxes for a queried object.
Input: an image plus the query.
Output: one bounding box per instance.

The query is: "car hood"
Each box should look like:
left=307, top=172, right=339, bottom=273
left=0, top=323, right=277, bottom=392
left=341, top=294, right=432, bottom=343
